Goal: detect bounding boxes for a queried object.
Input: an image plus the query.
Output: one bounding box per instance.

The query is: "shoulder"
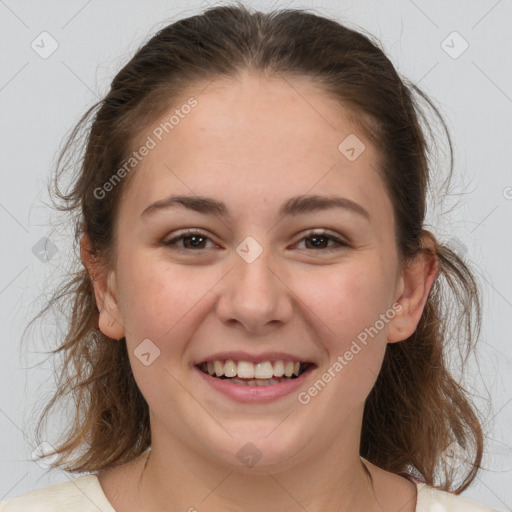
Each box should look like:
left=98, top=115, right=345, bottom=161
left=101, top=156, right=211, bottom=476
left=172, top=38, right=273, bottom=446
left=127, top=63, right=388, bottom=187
left=416, top=482, right=503, bottom=512
left=0, top=474, right=116, bottom=512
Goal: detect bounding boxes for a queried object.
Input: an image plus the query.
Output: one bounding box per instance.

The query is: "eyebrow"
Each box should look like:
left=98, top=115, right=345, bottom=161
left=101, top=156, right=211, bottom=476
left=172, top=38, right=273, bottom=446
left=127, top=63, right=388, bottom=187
left=141, top=194, right=371, bottom=221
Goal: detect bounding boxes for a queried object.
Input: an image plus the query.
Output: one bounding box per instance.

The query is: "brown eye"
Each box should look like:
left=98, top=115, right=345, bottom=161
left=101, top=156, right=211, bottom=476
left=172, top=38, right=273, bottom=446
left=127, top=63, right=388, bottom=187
left=162, top=229, right=348, bottom=253
left=294, top=230, right=349, bottom=252
left=162, top=230, right=215, bottom=250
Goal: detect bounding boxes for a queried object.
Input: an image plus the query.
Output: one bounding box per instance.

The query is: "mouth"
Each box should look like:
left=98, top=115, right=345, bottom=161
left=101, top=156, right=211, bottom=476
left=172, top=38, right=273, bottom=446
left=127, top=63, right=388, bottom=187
left=196, top=359, right=314, bottom=386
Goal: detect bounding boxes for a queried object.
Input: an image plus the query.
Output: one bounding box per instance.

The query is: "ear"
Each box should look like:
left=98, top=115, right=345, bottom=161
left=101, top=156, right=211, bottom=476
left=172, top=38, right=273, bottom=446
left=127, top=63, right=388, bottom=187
left=387, top=233, right=439, bottom=344
left=80, top=233, right=125, bottom=340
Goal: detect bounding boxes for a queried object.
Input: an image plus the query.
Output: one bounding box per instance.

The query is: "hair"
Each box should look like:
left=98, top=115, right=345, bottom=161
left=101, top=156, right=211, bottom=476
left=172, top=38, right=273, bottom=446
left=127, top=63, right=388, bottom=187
left=27, top=2, right=485, bottom=493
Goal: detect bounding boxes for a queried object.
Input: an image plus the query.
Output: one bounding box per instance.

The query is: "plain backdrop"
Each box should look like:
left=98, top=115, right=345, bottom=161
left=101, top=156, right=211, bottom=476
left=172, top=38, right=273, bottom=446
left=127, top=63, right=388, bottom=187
left=0, top=0, right=511, bottom=509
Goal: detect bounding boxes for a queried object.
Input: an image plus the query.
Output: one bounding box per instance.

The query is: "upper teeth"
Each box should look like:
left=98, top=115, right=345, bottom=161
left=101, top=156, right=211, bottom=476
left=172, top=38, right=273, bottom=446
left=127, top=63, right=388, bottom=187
left=203, top=360, right=303, bottom=379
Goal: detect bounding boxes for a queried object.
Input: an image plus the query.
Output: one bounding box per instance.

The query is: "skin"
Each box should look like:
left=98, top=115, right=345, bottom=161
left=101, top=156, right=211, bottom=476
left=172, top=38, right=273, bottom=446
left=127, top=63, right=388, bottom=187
left=82, top=70, right=438, bottom=512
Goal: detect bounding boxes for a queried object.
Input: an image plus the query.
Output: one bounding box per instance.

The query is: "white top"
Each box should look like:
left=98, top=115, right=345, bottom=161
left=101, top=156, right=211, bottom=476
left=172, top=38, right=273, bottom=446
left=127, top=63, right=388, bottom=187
left=0, top=474, right=502, bottom=511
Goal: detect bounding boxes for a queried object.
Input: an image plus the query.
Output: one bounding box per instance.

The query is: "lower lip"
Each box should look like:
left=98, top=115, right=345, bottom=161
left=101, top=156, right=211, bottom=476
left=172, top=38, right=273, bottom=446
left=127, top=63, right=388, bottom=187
left=195, top=366, right=315, bottom=403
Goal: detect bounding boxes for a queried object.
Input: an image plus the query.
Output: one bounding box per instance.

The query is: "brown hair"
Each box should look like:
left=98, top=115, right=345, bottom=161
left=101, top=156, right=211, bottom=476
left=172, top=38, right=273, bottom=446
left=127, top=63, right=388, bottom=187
left=27, top=2, right=485, bottom=493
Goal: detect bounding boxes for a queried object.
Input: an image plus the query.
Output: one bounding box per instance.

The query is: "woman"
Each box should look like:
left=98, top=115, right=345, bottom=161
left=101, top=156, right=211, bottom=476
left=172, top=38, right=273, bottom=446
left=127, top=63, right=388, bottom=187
left=1, top=3, right=501, bottom=511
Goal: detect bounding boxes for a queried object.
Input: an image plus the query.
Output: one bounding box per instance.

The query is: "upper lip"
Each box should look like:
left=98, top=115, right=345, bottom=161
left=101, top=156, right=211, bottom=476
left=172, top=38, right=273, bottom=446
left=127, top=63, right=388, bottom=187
left=193, top=351, right=317, bottom=365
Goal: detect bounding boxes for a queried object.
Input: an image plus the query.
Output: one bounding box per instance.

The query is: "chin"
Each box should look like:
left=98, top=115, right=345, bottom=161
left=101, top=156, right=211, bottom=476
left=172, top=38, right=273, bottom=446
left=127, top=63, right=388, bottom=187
left=202, top=424, right=311, bottom=473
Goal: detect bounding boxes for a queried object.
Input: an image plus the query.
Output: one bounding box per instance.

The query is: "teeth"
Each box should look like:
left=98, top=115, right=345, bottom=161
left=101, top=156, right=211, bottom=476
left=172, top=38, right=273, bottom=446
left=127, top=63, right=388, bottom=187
left=254, top=361, right=274, bottom=379
left=201, top=359, right=307, bottom=379
left=224, top=360, right=237, bottom=377
left=273, top=360, right=284, bottom=377
left=237, top=361, right=255, bottom=379
left=214, top=360, right=224, bottom=377
left=231, top=377, right=282, bottom=386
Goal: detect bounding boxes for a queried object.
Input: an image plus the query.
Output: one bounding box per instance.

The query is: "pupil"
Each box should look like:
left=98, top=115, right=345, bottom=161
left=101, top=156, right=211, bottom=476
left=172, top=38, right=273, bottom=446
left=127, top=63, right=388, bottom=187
left=186, top=235, right=204, bottom=248
left=307, top=236, right=327, bottom=248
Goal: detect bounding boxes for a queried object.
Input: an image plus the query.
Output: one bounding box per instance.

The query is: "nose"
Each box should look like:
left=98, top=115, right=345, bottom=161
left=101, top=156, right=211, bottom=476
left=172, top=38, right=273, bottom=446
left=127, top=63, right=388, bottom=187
left=215, top=244, right=293, bottom=334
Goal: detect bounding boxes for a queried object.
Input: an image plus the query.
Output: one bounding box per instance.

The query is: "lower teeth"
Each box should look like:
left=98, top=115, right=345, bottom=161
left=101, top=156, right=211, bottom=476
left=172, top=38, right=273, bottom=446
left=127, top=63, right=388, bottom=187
left=218, top=376, right=294, bottom=386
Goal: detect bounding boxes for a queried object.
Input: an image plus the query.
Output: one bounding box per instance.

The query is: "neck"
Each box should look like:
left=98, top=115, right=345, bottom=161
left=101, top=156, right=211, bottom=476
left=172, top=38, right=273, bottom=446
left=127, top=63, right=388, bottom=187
left=135, top=422, right=380, bottom=511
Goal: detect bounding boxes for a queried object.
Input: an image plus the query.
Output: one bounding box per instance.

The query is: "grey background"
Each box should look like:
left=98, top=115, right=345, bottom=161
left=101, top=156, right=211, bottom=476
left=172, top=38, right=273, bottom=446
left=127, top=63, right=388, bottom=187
left=0, top=0, right=511, bottom=509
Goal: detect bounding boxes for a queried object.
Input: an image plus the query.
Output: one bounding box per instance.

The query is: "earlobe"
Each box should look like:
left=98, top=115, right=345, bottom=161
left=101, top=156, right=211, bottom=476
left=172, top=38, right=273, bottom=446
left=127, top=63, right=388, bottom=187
left=80, top=234, right=125, bottom=340
left=387, top=239, right=439, bottom=344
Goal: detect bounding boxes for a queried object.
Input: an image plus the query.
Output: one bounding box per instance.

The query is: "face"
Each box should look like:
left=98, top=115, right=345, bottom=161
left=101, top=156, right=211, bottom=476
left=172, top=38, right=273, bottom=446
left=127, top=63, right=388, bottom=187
left=92, top=71, right=415, bottom=472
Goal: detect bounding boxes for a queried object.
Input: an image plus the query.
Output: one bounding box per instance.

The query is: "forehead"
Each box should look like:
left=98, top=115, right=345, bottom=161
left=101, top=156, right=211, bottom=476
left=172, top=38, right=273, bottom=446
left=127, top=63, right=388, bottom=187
left=121, top=71, right=391, bottom=227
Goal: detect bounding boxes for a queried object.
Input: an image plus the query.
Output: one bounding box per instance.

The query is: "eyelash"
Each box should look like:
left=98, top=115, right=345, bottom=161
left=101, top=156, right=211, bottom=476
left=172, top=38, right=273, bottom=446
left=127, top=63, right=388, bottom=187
left=162, top=229, right=349, bottom=252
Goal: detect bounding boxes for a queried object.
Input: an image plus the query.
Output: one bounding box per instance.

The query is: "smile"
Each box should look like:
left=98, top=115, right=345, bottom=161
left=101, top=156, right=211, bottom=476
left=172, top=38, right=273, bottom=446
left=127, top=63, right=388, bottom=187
left=195, top=359, right=316, bottom=402
left=197, top=359, right=311, bottom=385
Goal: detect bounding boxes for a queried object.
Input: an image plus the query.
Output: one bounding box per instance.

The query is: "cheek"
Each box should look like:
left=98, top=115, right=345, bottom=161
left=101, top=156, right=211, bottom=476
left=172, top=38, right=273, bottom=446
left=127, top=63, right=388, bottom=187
left=297, top=265, right=392, bottom=417
left=309, top=260, right=397, bottom=409
left=115, top=253, right=189, bottom=341
left=115, top=256, right=205, bottom=406
left=290, top=260, right=394, bottom=347
left=116, top=253, right=223, bottom=349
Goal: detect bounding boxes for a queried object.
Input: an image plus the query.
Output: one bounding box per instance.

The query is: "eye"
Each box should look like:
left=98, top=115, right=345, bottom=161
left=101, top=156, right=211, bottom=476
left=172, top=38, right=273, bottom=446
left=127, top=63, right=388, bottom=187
left=162, top=228, right=348, bottom=252
left=162, top=229, right=216, bottom=250
left=293, top=229, right=349, bottom=252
